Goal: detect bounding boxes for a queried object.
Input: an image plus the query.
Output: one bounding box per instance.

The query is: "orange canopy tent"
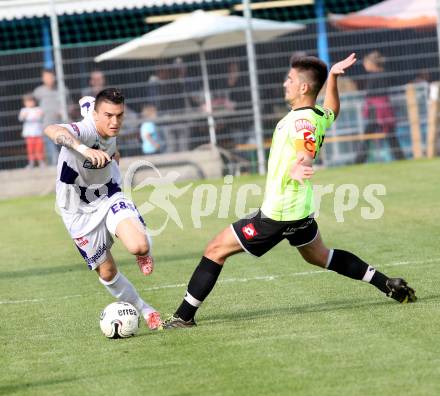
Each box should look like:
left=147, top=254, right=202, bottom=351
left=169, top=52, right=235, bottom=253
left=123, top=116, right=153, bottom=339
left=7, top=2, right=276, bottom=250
left=330, top=0, right=437, bottom=30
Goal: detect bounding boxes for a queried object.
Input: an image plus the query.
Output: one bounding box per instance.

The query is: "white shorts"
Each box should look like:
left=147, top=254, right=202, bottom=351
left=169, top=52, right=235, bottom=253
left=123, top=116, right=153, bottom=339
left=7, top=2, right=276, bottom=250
left=72, top=197, right=146, bottom=270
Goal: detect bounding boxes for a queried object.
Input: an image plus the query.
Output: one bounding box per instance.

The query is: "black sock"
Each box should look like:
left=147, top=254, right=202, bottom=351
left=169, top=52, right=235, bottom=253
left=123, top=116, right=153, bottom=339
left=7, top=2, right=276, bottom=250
left=327, top=249, right=389, bottom=294
left=370, top=271, right=390, bottom=294
left=175, top=256, right=223, bottom=321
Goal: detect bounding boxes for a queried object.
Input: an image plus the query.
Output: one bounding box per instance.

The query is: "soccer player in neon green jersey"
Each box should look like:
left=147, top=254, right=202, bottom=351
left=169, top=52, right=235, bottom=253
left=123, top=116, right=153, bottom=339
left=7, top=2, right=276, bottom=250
left=163, top=54, right=416, bottom=328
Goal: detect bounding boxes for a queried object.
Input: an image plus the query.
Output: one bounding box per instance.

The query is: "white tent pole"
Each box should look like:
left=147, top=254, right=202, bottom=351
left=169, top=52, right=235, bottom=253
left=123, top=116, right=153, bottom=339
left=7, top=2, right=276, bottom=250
left=49, top=0, right=68, bottom=123
left=199, top=45, right=217, bottom=145
left=242, top=0, right=266, bottom=175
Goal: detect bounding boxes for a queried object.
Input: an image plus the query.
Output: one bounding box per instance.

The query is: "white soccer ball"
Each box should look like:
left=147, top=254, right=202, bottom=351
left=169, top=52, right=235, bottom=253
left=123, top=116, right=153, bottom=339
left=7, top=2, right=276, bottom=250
left=99, top=302, right=140, bottom=339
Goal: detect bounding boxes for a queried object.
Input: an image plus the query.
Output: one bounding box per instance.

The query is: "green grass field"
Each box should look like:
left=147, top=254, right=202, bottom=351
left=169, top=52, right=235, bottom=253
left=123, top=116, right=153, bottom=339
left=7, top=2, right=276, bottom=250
left=1, top=159, right=440, bottom=396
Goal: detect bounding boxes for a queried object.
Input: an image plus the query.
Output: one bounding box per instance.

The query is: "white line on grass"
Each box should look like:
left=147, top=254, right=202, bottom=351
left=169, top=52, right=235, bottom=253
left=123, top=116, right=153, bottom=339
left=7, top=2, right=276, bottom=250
left=384, top=257, right=440, bottom=266
left=1, top=257, right=439, bottom=305
left=0, top=294, right=83, bottom=305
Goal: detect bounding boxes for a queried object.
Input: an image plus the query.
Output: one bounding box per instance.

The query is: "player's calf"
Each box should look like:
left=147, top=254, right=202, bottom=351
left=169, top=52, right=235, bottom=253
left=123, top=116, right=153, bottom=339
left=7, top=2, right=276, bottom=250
left=326, top=249, right=417, bottom=302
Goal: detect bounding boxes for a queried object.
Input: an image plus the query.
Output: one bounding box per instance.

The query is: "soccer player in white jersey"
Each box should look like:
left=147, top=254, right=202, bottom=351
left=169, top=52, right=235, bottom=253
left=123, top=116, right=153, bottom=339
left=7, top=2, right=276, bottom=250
left=163, top=54, right=416, bottom=329
left=44, top=88, right=162, bottom=330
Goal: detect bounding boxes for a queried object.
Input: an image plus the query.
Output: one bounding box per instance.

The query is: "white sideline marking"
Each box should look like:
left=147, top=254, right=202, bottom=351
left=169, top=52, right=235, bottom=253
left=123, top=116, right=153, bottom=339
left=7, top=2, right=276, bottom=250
left=0, top=294, right=83, bottom=305
left=1, top=258, right=439, bottom=305
left=144, top=283, right=187, bottom=291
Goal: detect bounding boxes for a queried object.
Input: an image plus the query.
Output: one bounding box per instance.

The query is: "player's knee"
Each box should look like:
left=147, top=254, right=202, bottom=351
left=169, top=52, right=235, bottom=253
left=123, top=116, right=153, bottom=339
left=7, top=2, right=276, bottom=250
left=127, top=237, right=150, bottom=256
left=302, top=249, right=329, bottom=268
left=100, top=272, right=115, bottom=283
left=204, top=240, right=226, bottom=264
left=97, top=266, right=117, bottom=282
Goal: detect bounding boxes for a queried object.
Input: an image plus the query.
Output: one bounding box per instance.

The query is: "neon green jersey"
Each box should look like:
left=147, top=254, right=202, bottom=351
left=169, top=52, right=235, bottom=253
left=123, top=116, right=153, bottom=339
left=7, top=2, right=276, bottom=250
left=261, top=105, right=335, bottom=221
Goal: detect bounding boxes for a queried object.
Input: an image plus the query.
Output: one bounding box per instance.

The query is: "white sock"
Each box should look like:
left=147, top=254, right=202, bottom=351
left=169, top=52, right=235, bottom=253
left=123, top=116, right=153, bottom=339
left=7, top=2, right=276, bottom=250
left=146, top=232, right=153, bottom=255
left=99, top=271, right=156, bottom=320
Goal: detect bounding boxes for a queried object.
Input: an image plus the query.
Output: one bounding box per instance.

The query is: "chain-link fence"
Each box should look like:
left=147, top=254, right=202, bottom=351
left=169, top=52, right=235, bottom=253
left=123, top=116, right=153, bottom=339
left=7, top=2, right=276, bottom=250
left=1, top=12, right=438, bottom=171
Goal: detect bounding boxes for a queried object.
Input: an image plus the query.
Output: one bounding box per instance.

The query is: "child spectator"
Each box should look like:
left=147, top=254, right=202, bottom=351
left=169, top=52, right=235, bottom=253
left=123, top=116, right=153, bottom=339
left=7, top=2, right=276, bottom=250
left=140, top=104, right=162, bottom=155
left=19, top=94, right=45, bottom=168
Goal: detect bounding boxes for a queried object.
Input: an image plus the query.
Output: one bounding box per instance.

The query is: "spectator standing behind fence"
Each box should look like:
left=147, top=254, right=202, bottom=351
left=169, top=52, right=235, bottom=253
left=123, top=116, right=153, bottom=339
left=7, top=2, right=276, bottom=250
left=211, top=61, right=251, bottom=148
left=225, top=61, right=251, bottom=145
left=224, top=61, right=250, bottom=111
left=33, top=69, right=72, bottom=166
left=81, top=70, right=106, bottom=98
left=355, top=51, right=405, bottom=163
left=147, top=66, right=189, bottom=153
left=18, top=94, right=45, bottom=169
left=177, top=58, right=206, bottom=149
left=140, top=104, right=162, bottom=155
left=117, top=105, right=141, bottom=157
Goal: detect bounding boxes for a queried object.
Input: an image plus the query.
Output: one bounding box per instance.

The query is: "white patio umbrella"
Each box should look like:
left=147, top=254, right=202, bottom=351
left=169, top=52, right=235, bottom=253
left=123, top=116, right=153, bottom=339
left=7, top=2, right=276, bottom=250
left=95, top=10, right=304, bottom=145
left=329, top=0, right=440, bottom=80
left=329, top=0, right=437, bottom=29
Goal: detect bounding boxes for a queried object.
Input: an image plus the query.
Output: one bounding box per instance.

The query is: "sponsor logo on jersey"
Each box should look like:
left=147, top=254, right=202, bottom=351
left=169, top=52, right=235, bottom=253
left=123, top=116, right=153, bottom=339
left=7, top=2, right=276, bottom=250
left=110, top=200, right=137, bottom=214
left=242, top=223, right=258, bottom=240
left=74, top=236, right=89, bottom=247
left=303, top=131, right=316, bottom=153
left=295, top=119, right=316, bottom=134
left=303, top=131, right=316, bottom=142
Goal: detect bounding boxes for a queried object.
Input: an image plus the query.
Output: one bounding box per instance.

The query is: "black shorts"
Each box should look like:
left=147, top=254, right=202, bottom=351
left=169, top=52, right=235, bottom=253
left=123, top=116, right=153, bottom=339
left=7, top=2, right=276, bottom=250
left=231, top=209, right=318, bottom=257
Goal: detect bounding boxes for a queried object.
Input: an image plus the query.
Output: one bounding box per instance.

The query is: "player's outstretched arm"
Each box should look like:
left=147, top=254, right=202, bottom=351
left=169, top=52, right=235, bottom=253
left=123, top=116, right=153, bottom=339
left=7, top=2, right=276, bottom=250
left=44, top=124, right=110, bottom=167
left=323, top=53, right=357, bottom=119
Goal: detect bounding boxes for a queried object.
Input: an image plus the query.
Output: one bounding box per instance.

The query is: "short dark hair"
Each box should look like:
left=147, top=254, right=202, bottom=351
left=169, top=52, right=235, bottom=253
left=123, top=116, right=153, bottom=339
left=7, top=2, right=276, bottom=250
left=290, top=56, right=328, bottom=96
left=95, top=88, right=125, bottom=110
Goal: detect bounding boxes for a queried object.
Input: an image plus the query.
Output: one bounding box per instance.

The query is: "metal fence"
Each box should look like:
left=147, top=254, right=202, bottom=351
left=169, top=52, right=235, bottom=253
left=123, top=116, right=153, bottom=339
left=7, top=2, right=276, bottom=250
left=321, top=82, right=430, bottom=166
left=0, top=18, right=438, bottom=171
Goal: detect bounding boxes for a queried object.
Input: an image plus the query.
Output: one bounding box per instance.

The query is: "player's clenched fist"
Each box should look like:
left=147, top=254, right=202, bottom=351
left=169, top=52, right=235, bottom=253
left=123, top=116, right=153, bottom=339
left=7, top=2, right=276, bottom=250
left=76, top=144, right=111, bottom=168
